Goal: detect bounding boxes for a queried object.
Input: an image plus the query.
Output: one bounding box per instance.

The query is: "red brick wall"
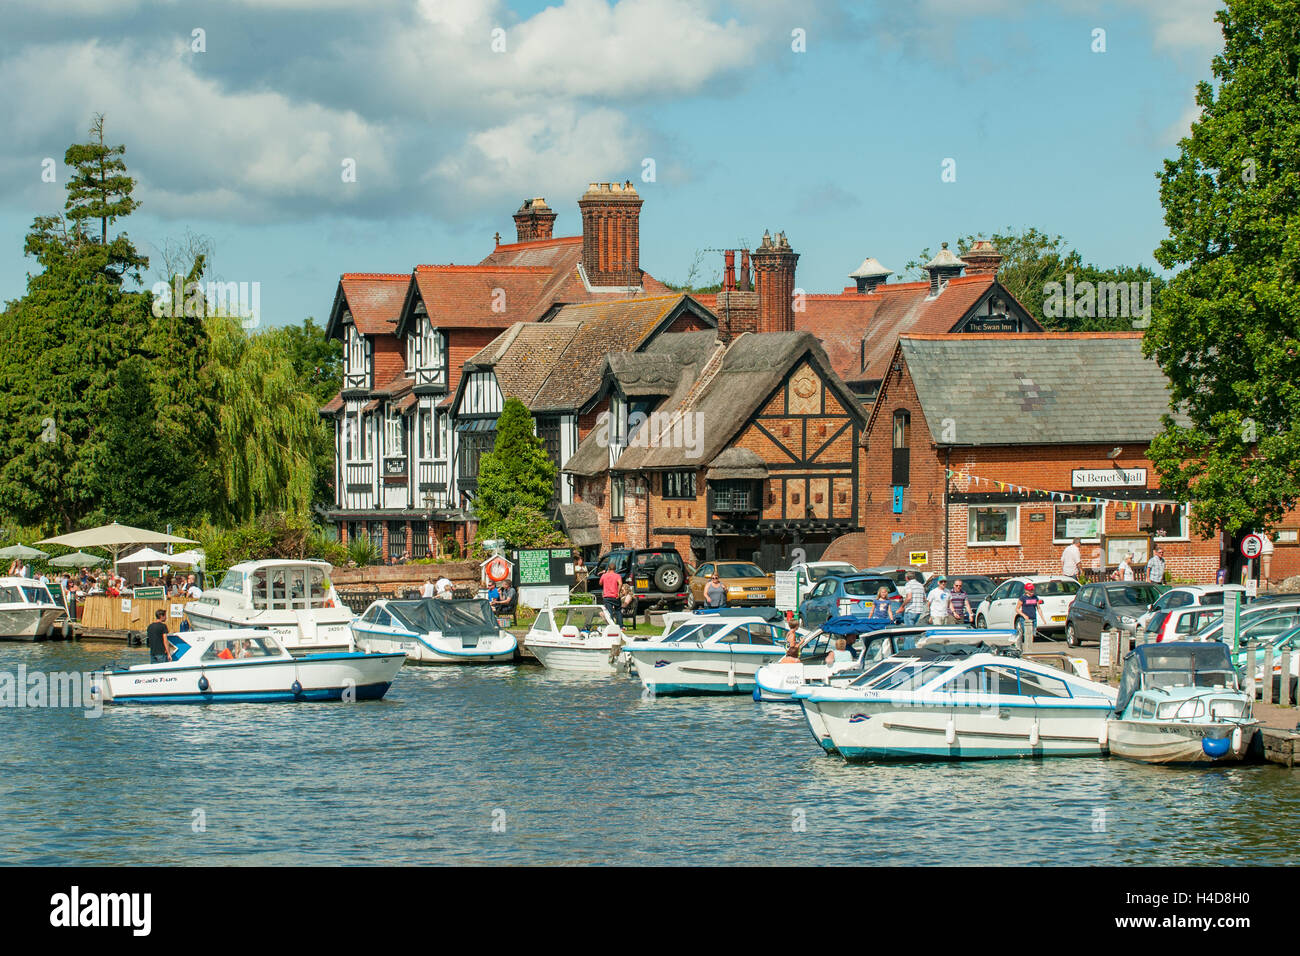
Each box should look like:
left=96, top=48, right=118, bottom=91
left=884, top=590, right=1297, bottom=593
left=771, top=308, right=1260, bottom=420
left=372, top=334, right=405, bottom=386
left=447, top=328, right=503, bottom=394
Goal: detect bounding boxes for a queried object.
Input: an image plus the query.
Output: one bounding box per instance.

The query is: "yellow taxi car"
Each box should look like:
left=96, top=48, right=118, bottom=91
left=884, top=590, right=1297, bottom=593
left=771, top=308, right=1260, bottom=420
left=687, top=561, right=776, bottom=608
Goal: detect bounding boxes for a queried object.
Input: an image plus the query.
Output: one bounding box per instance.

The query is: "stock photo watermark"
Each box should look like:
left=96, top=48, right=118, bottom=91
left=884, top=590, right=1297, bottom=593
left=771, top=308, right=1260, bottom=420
left=151, top=277, right=261, bottom=328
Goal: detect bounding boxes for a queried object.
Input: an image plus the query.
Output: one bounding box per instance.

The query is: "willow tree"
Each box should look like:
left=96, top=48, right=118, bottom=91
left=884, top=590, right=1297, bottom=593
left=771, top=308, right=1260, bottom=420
left=207, top=315, right=323, bottom=523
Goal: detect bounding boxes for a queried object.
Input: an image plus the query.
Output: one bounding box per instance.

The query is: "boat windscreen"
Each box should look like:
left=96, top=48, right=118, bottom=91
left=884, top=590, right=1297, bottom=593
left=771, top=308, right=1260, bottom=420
left=1116, top=643, right=1238, bottom=713
left=390, top=599, right=498, bottom=635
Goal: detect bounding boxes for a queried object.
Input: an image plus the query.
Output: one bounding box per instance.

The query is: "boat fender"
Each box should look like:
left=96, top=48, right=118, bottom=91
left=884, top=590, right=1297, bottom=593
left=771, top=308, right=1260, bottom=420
left=1029, top=720, right=1040, bottom=747
left=292, top=680, right=303, bottom=696
left=1097, top=722, right=1108, bottom=747
left=1203, top=736, right=1232, bottom=758
left=1232, top=725, right=1243, bottom=753
left=753, top=686, right=762, bottom=702
left=198, top=675, right=209, bottom=692
left=61, top=620, right=74, bottom=640
left=945, top=716, right=956, bottom=745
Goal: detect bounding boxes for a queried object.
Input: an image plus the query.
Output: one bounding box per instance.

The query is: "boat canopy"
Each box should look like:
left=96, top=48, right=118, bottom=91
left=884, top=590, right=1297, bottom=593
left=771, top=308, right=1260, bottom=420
left=1115, top=641, right=1238, bottom=714
left=388, top=598, right=498, bottom=637
left=820, top=615, right=893, bottom=636
left=692, top=606, right=787, bottom=623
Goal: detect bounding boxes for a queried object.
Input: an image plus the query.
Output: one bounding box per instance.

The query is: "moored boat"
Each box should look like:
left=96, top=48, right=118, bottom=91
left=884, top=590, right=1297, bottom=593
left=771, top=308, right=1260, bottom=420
left=794, top=643, right=1115, bottom=761
left=183, top=560, right=355, bottom=656
left=525, top=601, right=625, bottom=672
left=351, top=597, right=517, bottom=664
left=90, top=628, right=403, bottom=704
left=623, top=613, right=797, bottom=695
left=1107, top=641, right=1258, bottom=764
left=0, top=577, right=70, bottom=640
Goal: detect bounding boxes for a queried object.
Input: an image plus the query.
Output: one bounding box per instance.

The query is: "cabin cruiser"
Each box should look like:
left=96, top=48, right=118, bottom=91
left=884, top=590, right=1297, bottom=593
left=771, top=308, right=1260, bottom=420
left=753, top=617, right=1022, bottom=704
left=1107, top=642, right=1258, bottom=764
left=525, top=602, right=625, bottom=673
left=794, top=643, right=1115, bottom=760
left=183, top=560, right=355, bottom=656
left=623, top=613, right=797, bottom=695
left=90, top=628, right=403, bottom=704
left=0, top=577, right=70, bottom=640
left=351, top=597, right=517, bottom=664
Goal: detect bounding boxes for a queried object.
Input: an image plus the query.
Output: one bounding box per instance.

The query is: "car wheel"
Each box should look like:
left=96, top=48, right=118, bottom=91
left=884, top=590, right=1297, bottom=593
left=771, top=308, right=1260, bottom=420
left=1066, top=623, right=1079, bottom=648
left=974, top=614, right=986, bottom=629
left=654, top=564, right=683, bottom=593
left=685, top=590, right=697, bottom=611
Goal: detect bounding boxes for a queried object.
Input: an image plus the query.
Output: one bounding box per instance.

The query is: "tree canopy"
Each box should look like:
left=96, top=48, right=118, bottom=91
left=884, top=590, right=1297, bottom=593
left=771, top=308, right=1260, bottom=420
left=474, top=398, right=563, bottom=547
left=1143, top=0, right=1300, bottom=537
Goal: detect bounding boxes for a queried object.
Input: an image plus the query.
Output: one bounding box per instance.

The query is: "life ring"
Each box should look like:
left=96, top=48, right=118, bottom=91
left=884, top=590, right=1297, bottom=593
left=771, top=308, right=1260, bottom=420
left=198, top=675, right=210, bottom=692
left=486, top=557, right=510, bottom=583
left=291, top=680, right=303, bottom=696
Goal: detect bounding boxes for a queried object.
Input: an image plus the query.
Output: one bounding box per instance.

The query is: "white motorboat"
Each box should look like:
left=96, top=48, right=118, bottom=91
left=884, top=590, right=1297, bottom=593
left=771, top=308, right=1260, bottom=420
left=0, top=577, right=70, bottom=640
left=794, top=643, right=1115, bottom=760
left=525, top=602, right=625, bottom=673
left=90, top=628, right=404, bottom=704
left=1108, top=641, right=1258, bottom=764
left=351, top=597, right=517, bottom=664
left=623, top=614, right=797, bottom=695
left=183, top=560, right=355, bottom=656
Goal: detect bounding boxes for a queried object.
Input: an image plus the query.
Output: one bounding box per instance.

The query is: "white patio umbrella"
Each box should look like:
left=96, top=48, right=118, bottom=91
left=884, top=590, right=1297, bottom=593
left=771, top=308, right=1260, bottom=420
left=36, top=522, right=197, bottom=572
left=166, top=549, right=206, bottom=567
left=48, top=551, right=107, bottom=567
left=0, top=543, right=49, bottom=560
left=116, top=546, right=180, bottom=565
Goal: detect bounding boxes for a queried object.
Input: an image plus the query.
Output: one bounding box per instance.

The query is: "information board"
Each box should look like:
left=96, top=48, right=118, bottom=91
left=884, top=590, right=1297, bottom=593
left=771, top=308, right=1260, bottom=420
left=134, top=586, right=165, bottom=600
left=908, top=551, right=928, bottom=566
left=516, top=549, right=552, bottom=586
left=774, top=571, right=798, bottom=611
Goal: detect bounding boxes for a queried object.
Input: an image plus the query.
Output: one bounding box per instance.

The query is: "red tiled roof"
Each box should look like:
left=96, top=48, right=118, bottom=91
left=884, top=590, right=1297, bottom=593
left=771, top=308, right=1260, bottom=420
left=797, top=273, right=1008, bottom=385
left=411, top=264, right=553, bottom=329
left=337, top=274, right=409, bottom=336
left=320, top=394, right=344, bottom=415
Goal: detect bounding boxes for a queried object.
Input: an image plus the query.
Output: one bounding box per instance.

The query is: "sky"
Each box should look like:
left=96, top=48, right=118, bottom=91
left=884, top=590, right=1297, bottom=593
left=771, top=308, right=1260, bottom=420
left=0, top=0, right=1226, bottom=327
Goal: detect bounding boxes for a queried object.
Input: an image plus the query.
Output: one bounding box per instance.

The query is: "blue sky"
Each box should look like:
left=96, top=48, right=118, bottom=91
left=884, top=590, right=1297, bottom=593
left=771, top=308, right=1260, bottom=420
left=0, top=0, right=1224, bottom=326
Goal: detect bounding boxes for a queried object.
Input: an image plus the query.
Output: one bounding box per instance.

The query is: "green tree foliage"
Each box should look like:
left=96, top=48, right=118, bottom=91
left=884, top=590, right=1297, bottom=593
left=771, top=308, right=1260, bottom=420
left=207, top=316, right=323, bottom=523
left=0, top=117, right=151, bottom=531
left=474, top=398, right=560, bottom=546
left=1144, top=0, right=1300, bottom=537
left=280, top=317, right=343, bottom=509
left=98, top=355, right=176, bottom=528
left=905, top=228, right=1165, bottom=331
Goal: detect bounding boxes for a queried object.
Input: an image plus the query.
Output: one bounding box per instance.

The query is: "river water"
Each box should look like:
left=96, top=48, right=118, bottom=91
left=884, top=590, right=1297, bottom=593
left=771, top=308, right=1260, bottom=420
left=1, top=641, right=1296, bottom=865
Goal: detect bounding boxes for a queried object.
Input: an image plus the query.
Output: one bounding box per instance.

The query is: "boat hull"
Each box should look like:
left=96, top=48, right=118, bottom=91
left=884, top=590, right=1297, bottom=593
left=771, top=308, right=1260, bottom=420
left=626, top=645, right=785, bottom=695
left=1107, top=718, right=1258, bottom=764
left=0, top=607, right=65, bottom=640
left=95, top=652, right=404, bottom=704
left=353, top=626, right=516, bottom=664
left=528, top=639, right=621, bottom=673
left=806, top=697, right=1111, bottom=761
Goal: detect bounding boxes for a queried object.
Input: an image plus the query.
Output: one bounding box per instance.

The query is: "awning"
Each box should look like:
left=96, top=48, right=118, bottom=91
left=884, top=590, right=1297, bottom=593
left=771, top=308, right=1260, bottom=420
left=705, top=447, right=769, bottom=481
left=456, top=418, right=497, bottom=433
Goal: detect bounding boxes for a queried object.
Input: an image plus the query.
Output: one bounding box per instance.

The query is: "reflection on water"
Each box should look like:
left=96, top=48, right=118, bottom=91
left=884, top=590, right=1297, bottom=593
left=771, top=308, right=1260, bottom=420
left=0, top=643, right=1296, bottom=865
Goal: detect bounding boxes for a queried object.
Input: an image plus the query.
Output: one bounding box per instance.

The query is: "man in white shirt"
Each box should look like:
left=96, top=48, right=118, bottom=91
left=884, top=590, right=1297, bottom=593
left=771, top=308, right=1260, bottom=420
left=902, top=573, right=926, bottom=626
left=1061, top=539, right=1082, bottom=579
left=185, top=574, right=203, bottom=599
left=435, top=576, right=454, bottom=600
left=927, top=577, right=951, bottom=626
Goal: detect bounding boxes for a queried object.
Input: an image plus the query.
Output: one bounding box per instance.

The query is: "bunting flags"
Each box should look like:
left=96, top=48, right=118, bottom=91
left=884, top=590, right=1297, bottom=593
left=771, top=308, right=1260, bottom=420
left=945, top=469, right=1150, bottom=506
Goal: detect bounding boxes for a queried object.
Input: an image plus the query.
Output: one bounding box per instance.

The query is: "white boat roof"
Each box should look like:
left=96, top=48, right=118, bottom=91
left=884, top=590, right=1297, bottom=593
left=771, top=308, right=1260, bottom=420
left=227, top=559, right=334, bottom=573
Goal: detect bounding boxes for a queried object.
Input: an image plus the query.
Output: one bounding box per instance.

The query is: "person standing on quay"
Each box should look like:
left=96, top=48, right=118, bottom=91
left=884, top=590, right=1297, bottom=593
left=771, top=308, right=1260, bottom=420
left=1061, top=538, right=1082, bottom=579
left=600, top=564, right=624, bottom=626
left=927, top=576, right=951, bottom=626
left=1145, top=546, right=1166, bottom=585
left=902, top=572, right=926, bottom=626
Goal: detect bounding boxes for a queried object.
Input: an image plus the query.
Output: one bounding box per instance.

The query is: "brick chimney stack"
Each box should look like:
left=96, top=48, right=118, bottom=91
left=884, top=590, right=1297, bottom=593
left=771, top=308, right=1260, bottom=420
left=578, top=181, right=643, bottom=287
left=961, top=239, right=1003, bottom=276
left=513, top=198, right=556, bottom=242
left=752, top=230, right=799, bottom=333
left=716, top=249, right=758, bottom=344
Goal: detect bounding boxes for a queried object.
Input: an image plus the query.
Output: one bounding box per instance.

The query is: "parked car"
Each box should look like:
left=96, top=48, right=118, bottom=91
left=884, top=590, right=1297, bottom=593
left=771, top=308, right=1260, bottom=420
left=1142, top=606, right=1225, bottom=644
left=798, top=574, right=903, bottom=628
left=588, top=547, right=689, bottom=610
left=861, top=566, right=918, bottom=588
left=1181, top=602, right=1300, bottom=646
left=1065, top=581, right=1166, bottom=647
left=687, top=561, right=776, bottom=608
left=790, top=561, right=859, bottom=594
left=972, top=576, right=1080, bottom=635
left=1135, top=584, right=1247, bottom=631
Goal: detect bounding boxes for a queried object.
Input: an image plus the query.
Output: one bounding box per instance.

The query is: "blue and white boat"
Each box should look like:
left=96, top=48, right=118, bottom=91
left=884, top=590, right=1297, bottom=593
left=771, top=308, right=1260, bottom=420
left=794, top=643, right=1115, bottom=760
left=623, top=613, right=797, bottom=695
left=754, top=617, right=1023, bottom=704
left=351, top=597, right=517, bottom=664
left=525, top=601, right=626, bottom=673
left=91, top=628, right=403, bottom=704
left=0, top=576, right=70, bottom=640
left=1107, top=641, right=1258, bottom=764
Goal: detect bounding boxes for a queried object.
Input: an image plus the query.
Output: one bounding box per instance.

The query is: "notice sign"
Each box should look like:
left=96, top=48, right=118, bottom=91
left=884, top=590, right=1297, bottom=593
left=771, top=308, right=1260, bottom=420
left=516, top=549, right=553, bottom=586
left=1065, top=517, right=1099, bottom=539
left=1072, top=468, right=1147, bottom=487
left=775, top=571, right=798, bottom=611
left=120, top=599, right=131, bottom=614
left=169, top=603, right=184, bottom=619
left=909, top=551, right=928, bottom=566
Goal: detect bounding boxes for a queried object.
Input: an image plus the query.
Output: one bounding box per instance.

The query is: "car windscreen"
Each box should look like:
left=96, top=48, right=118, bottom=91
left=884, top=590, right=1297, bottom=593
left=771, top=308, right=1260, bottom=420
left=843, top=578, right=895, bottom=597
left=808, top=565, right=854, bottom=581
left=633, top=551, right=679, bottom=568
left=718, top=564, right=765, bottom=578
left=1032, top=580, right=1080, bottom=596
left=1103, top=583, right=1164, bottom=608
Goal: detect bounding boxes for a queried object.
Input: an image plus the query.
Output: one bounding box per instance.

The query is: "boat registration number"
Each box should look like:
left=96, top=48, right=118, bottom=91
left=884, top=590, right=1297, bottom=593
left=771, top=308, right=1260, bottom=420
left=1051, top=615, right=1066, bottom=622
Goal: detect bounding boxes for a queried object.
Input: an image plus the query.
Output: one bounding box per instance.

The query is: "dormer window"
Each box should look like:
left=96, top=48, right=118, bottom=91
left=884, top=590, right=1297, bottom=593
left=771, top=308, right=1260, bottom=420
left=343, top=323, right=370, bottom=390
left=407, top=314, right=447, bottom=389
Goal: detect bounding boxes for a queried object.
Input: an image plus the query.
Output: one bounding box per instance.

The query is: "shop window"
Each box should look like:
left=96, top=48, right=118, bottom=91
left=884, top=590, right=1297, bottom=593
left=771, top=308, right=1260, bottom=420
left=1054, top=503, right=1103, bottom=542
left=1139, top=502, right=1189, bottom=540
left=968, top=506, right=1019, bottom=546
